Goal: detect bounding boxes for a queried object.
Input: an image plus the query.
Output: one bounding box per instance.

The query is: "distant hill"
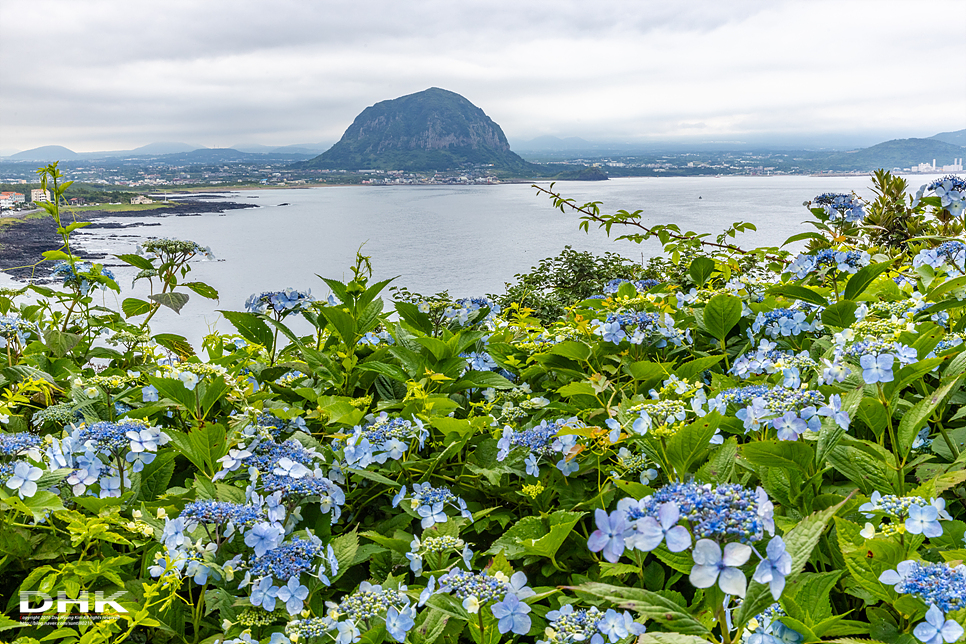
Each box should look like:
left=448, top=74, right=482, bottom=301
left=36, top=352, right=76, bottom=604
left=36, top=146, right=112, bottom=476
left=821, top=138, right=965, bottom=171
left=129, top=142, right=202, bottom=156
left=301, top=88, right=533, bottom=172
left=9, top=145, right=79, bottom=161
left=930, top=129, right=966, bottom=147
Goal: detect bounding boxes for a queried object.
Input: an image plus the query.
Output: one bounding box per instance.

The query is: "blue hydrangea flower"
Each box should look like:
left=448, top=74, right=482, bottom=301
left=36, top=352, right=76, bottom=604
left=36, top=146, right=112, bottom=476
left=753, top=536, right=792, bottom=600
left=913, top=604, right=964, bottom=644
left=689, top=539, right=752, bottom=597
left=276, top=577, right=310, bottom=616
left=5, top=461, right=43, bottom=498
left=860, top=353, right=894, bottom=383
left=587, top=509, right=627, bottom=563
left=491, top=593, right=531, bottom=635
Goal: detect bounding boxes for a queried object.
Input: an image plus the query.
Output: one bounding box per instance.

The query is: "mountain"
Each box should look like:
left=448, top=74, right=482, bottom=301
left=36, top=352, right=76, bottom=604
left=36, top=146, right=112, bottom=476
left=301, top=88, right=533, bottom=172
left=820, top=138, right=965, bottom=171
left=930, top=129, right=966, bottom=147
left=129, top=142, right=202, bottom=155
left=9, top=145, right=79, bottom=161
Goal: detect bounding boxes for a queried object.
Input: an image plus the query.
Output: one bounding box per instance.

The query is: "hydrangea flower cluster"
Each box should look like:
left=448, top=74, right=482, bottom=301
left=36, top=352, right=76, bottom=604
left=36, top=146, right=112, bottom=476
left=443, top=297, right=501, bottom=326
left=358, top=329, right=394, bottom=346
left=482, top=383, right=550, bottom=425
left=392, top=483, right=473, bottom=528
left=914, top=241, right=966, bottom=276
left=406, top=534, right=471, bottom=575
left=312, top=581, right=416, bottom=643
left=51, top=261, right=117, bottom=295
left=214, top=437, right=345, bottom=523
left=591, top=311, right=690, bottom=347
left=246, top=537, right=338, bottom=615
left=859, top=492, right=951, bottom=537
left=731, top=340, right=817, bottom=383
left=602, top=278, right=662, bottom=295
left=913, top=175, right=966, bottom=218
left=245, top=288, right=314, bottom=317
left=609, top=447, right=659, bottom=485
left=711, top=385, right=830, bottom=438
left=536, top=604, right=646, bottom=644
left=338, top=412, right=428, bottom=468
left=879, top=560, right=966, bottom=613
left=588, top=483, right=784, bottom=598
left=430, top=568, right=534, bottom=630
left=751, top=308, right=821, bottom=339
left=496, top=417, right=584, bottom=477
left=786, top=248, right=871, bottom=279
left=0, top=315, right=37, bottom=351
left=813, top=192, right=865, bottom=223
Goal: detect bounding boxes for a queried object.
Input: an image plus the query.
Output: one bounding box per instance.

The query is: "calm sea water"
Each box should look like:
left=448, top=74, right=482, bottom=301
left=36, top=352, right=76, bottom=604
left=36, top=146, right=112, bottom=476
left=3, top=174, right=957, bottom=345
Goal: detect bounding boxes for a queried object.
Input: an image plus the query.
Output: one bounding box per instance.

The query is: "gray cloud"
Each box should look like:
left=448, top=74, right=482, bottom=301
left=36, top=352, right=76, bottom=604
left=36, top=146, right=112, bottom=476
left=1, top=0, right=963, bottom=152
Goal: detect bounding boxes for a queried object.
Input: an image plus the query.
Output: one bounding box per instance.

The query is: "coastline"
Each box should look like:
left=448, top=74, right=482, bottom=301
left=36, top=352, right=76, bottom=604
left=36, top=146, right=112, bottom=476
left=0, top=199, right=256, bottom=280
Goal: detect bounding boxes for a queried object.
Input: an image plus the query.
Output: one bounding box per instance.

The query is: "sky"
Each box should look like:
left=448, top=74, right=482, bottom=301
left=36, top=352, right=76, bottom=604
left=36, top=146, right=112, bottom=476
left=1, top=0, right=964, bottom=154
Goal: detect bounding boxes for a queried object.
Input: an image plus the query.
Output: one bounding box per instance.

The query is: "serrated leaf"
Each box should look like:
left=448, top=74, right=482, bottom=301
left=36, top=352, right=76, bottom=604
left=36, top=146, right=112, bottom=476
left=897, top=377, right=962, bottom=455
left=570, top=582, right=710, bottom=636
left=843, top=261, right=893, bottom=301
left=122, top=297, right=152, bottom=318
left=704, top=293, right=742, bottom=340
left=148, top=291, right=189, bottom=314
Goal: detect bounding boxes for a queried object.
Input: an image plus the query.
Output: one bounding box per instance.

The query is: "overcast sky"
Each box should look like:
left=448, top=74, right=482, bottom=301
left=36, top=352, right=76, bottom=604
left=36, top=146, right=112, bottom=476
left=1, top=0, right=964, bottom=153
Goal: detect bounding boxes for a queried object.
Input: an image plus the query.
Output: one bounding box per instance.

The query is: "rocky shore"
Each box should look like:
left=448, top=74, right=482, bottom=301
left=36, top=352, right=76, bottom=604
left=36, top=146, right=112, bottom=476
left=0, top=198, right=255, bottom=280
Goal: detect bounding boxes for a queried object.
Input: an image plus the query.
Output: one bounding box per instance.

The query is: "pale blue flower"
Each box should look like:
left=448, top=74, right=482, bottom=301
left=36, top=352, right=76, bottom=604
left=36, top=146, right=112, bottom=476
left=5, top=461, right=43, bottom=498
left=244, top=522, right=284, bottom=557
left=914, top=604, right=964, bottom=644
left=588, top=509, right=627, bottom=563
left=490, top=593, right=531, bottom=635
left=689, top=539, right=752, bottom=597
left=637, top=502, right=691, bottom=552
left=906, top=504, right=943, bottom=538
left=276, top=577, right=309, bottom=615
left=385, top=605, right=416, bottom=642
left=860, top=353, right=894, bottom=383
left=753, top=536, right=793, bottom=600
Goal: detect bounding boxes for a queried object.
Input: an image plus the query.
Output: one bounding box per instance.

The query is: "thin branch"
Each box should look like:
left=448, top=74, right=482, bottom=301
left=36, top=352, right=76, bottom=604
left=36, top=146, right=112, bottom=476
left=532, top=183, right=788, bottom=263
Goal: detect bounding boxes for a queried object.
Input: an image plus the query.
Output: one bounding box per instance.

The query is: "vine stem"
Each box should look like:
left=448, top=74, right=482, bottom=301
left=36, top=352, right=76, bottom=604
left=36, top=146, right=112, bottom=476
left=531, top=184, right=788, bottom=263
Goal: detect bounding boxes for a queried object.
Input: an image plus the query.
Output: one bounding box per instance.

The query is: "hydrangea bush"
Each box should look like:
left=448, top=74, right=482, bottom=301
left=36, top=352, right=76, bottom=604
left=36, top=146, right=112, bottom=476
left=1, top=164, right=966, bottom=644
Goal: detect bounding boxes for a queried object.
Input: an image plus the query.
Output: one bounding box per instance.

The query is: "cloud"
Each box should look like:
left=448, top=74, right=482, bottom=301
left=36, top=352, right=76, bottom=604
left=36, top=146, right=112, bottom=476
left=1, top=0, right=963, bottom=151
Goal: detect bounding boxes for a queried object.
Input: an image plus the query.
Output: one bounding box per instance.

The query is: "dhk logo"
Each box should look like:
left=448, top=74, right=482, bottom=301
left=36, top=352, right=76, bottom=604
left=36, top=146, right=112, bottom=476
left=19, top=591, right=128, bottom=614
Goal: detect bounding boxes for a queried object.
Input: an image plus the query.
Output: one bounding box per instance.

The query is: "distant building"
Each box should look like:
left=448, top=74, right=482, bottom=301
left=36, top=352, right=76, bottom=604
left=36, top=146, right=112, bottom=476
left=30, top=188, right=50, bottom=203
left=942, top=158, right=963, bottom=172
left=1, top=191, right=26, bottom=209
left=130, top=195, right=154, bottom=205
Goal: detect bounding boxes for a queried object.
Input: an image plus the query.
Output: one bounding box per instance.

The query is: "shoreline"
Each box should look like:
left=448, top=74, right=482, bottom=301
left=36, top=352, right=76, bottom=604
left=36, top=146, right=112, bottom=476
left=0, top=199, right=256, bottom=280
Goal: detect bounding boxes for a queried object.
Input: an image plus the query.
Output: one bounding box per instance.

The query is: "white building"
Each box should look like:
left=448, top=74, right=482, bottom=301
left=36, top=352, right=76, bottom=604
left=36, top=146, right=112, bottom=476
left=130, top=195, right=154, bottom=205
left=30, top=188, right=50, bottom=203
left=942, top=158, right=963, bottom=172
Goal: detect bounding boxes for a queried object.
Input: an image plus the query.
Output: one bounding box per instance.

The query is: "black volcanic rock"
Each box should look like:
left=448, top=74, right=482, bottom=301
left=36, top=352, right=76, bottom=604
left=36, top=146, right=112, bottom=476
left=302, top=88, right=534, bottom=172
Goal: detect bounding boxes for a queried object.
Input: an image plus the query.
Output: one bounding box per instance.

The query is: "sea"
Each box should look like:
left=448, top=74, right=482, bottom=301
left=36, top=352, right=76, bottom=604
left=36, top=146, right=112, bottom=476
left=1, top=174, right=959, bottom=346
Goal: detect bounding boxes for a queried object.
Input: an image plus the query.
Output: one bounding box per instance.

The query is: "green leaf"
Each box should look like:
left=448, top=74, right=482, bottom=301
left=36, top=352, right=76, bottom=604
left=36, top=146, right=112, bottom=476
left=625, top=360, right=668, bottom=387
left=148, top=292, right=189, bottom=314
left=42, top=249, right=71, bottom=261
left=548, top=340, right=592, bottom=362
left=843, top=261, right=893, bottom=301
left=742, top=440, right=813, bottom=473
left=454, top=370, right=516, bottom=390
left=321, top=305, right=359, bottom=345
left=182, top=281, right=219, bottom=299
left=856, top=398, right=888, bottom=438
left=688, top=256, right=715, bottom=288
left=356, top=360, right=411, bottom=383
left=116, top=253, right=155, bottom=270
left=138, top=450, right=176, bottom=502
left=346, top=467, right=399, bottom=489
left=703, top=293, right=742, bottom=340
left=674, top=355, right=725, bottom=381
left=897, top=377, right=963, bottom=455
left=782, top=231, right=827, bottom=246
left=827, top=444, right=896, bottom=494
left=43, top=329, right=81, bottom=357
left=571, top=582, right=710, bottom=636
left=519, top=510, right=584, bottom=559
left=821, top=301, right=859, bottom=328
left=665, top=412, right=722, bottom=477
left=121, top=297, right=152, bottom=318
left=331, top=529, right=359, bottom=582
left=220, top=310, right=273, bottom=348
left=152, top=333, right=195, bottom=357
left=768, top=284, right=829, bottom=306
left=926, top=275, right=966, bottom=302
